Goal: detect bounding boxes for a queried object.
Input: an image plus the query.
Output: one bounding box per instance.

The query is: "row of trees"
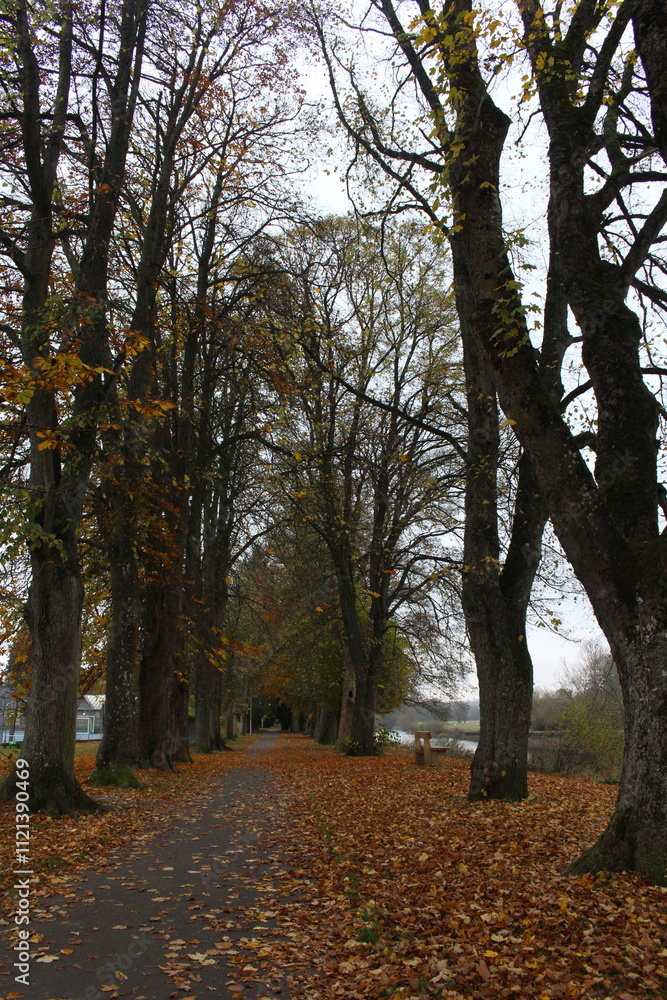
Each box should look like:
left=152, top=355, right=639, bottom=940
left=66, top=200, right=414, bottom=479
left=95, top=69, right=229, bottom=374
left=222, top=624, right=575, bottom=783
left=0, top=0, right=666, bottom=884
left=314, top=0, right=667, bottom=879
left=0, top=0, right=307, bottom=805
left=0, top=0, right=468, bottom=809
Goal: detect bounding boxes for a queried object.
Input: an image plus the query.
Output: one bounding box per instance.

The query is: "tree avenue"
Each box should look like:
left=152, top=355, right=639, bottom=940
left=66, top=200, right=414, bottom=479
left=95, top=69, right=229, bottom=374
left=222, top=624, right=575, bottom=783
left=0, top=0, right=149, bottom=814
left=257, top=217, right=467, bottom=753
left=0, top=0, right=307, bottom=808
left=316, top=0, right=667, bottom=880
left=1, top=0, right=666, bottom=894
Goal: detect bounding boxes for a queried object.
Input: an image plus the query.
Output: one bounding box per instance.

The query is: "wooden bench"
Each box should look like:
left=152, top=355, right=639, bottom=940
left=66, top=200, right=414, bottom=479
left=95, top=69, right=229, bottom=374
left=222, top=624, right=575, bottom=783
left=414, top=731, right=449, bottom=767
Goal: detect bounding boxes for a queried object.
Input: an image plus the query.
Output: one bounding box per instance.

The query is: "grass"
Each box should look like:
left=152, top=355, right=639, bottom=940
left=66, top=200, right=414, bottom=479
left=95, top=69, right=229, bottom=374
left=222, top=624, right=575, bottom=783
left=437, top=720, right=480, bottom=733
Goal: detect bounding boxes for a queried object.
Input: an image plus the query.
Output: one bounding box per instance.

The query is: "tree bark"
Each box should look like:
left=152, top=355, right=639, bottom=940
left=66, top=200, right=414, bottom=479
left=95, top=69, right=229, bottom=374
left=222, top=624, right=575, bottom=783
left=632, top=0, right=667, bottom=159
left=315, top=707, right=339, bottom=744
left=166, top=663, right=191, bottom=764
left=462, top=335, right=543, bottom=800
left=17, top=544, right=99, bottom=815
left=225, top=705, right=236, bottom=740
left=335, top=567, right=378, bottom=753
left=137, top=579, right=178, bottom=769
left=568, top=621, right=667, bottom=881
left=336, top=641, right=356, bottom=744
left=195, top=652, right=224, bottom=752
left=93, top=516, right=141, bottom=787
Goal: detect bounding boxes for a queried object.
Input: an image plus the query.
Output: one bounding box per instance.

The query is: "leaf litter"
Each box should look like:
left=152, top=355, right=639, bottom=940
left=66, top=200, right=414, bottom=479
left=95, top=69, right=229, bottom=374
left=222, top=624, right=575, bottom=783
left=1, top=734, right=665, bottom=999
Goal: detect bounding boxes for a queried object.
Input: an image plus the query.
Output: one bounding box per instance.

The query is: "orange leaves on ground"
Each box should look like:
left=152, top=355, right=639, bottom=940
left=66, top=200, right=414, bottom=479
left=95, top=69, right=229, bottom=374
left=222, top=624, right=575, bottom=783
left=2, top=735, right=666, bottom=1000
left=241, top=736, right=667, bottom=1000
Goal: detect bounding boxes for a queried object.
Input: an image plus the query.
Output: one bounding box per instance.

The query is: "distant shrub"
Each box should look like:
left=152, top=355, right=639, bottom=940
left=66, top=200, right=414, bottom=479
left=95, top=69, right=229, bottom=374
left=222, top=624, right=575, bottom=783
left=552, top=700, right=624, bottom=779
left=531, top=643, right=624, bottom=781
left=337, top=736, right=361, bottom=756
left=374, top=721, right=401, bottom=753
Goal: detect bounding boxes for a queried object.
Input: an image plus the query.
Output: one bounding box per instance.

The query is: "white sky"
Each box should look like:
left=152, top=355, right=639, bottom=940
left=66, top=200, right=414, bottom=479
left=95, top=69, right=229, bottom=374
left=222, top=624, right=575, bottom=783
left=525, top=596, right=605, bottom=689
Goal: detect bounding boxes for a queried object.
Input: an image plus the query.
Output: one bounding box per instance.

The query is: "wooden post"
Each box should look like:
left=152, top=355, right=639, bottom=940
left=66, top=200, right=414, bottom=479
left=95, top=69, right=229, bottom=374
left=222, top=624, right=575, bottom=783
left=414, top=731, right=432, bottom=765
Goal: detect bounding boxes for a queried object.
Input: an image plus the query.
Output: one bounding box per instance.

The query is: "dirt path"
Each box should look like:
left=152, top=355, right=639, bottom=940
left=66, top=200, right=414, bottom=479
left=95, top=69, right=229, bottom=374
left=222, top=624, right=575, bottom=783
left=1, top=733, right=309, bottom=1000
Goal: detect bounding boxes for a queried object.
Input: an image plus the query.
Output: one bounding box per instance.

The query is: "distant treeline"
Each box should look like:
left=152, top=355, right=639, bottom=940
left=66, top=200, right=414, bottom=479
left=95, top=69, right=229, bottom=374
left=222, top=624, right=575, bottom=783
left=382, top=701, right=480, bottom=734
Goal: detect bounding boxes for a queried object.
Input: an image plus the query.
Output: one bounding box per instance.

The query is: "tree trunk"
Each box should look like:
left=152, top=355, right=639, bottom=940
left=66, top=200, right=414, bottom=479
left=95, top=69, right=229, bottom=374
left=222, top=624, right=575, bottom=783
left=194, top=665, right=213, bottom=754
left=349, top=645, right=381, bottom=755
left=467, top=608, right=534, bottom=800
left=167, top=667, right=191, bottom=764
left=337, top=650, right=356, bottom=744
left=461, top=334, right=544, bottom=800
left=195, top=654, right=223, bottom=752
left=225, top=705, right=236, bottom=740
left=335, top=566, right=379, bottom=753
left=632, top=0, right=667, bottom=160
left=316, top=708, right=339, bottom=745
left=93, top=524, right=141, bottom=787
left=313, top=706, right=325, bottom=742
left=137, top=581, right=177, bottom=769
left=322, top=710, right=339, bottom=745
left=2, top=545, right=98, bottom=815
left=208, top=676, right=224, bottom=749
left=568, top=620, right=667, bottom=883
left=337, top=647, right=378, bottom=754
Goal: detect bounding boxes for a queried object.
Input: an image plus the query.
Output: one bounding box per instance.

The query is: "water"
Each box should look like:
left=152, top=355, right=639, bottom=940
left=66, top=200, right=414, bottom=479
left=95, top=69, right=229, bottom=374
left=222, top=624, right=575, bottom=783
left=391, top=729, right=478, bottom=754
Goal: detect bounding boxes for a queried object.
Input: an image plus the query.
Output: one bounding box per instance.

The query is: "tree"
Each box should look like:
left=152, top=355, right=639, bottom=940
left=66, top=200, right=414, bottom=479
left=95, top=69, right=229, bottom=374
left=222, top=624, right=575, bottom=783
left=261, top=217, right=465, bottom=753
left=92, top=0, right=307, bottom=779
left=0, top=0, right=149, bottom=813
left=189, top=306, right=270, bottom=755
left=316, top=0, right=667, bottom=879
left=314, top=5, right=560, bottom=800
left=234, top=532, right=347, bottom=741
left=232, top=522, right=418, bottom=744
